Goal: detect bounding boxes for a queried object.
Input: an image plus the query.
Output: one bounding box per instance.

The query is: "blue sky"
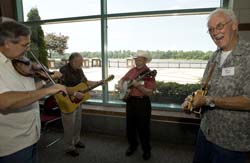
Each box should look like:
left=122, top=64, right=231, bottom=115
left=22, top=0, right=220, bottom=53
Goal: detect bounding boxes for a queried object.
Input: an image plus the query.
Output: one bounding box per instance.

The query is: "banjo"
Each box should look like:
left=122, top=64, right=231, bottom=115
left=185, top=63, right=216, bottom=117
left=119, top=70, right=157, bottom=101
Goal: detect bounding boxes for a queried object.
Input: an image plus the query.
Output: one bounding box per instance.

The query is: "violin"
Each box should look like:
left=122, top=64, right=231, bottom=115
left=12, top=56, right=54, bottom=80
left=12, top=51, right=68, bottom=97
left=12, top=51, right=68, bottom=103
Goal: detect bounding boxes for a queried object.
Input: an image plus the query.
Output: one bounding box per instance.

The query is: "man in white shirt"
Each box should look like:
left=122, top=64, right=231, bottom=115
left=0, top=20, right=67, bottom=163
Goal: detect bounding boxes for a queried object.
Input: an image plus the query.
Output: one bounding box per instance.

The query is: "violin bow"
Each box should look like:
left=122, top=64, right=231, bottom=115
left=28, top=51, right=56, bottom=85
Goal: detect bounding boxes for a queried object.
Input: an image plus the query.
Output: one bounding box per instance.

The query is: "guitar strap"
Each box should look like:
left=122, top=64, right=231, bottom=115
left=199, top=62, right=216, bottom=116
left=202, top=63, right=216, bottom=93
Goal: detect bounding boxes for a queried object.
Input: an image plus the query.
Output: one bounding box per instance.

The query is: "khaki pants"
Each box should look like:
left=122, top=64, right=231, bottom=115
left=61, top=106, right=82, bottom=151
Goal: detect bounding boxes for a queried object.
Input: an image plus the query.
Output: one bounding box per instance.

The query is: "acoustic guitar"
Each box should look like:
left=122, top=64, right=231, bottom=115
left=119, top=70, right=157, bottom=102
left=55, top=75, right=114, bottom=113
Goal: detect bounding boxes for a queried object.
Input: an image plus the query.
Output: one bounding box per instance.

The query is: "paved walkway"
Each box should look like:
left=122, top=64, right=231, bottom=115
left=82, top=67, right=204, bottom=91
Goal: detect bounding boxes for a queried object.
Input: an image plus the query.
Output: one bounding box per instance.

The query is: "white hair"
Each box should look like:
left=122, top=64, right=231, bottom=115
left=208, top=8, right=237, bottom=23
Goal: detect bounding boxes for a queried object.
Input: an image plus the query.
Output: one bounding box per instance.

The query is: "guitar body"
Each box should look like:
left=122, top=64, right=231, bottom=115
left=55, top=75, right=114, bottom=113
left=119, top=81, right=131, bottom=101
left=119, top=70, right=157, bottom=102
left=54, top=82, right=90, bottom=113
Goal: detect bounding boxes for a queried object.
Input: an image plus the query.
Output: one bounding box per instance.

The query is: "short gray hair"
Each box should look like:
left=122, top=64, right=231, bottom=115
left=69, top=52, right=81, bottom=62
left=208, top=8, right=237, bottom=23
left=0, top=21, right=31, bottom=46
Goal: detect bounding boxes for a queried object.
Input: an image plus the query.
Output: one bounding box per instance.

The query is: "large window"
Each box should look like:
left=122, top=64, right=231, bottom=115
left=22, top=0, right=100, bottom=20
left=42, top=22, right=101, bottom=52
left=108, top=15, right=215, bottom=52
left=20, top=0, right=223, bottom=110
left=107, top=0, right=220, bottom=13
left=41, top=21, right=103, bottom=102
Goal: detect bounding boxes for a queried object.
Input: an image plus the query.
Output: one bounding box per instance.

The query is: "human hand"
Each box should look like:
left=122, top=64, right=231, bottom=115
left=191, top=92, right=206, bottom=109
left=132, top=80, right=143, bottom=87
left=73, top=91, right=85, bottom=100
left=47, top=84, right=67, bottom=95
left=181, top=95, right=193, bottom=112
left=50, top=71, right=62, bottom=79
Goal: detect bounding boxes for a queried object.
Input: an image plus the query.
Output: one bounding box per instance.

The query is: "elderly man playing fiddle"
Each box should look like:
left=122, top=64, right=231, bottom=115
left=182, top=8, right=250, bottom=163
left=0, top=21, right=66, bottom=163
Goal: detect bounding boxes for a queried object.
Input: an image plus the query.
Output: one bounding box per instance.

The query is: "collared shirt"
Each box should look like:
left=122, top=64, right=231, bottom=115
left=122, top=65, right=156, bottom=97
left=60, top=63, right=87, bottom=87
left=0, top=52, right=40, bottom=156
left=200, top=39, right=250, bottom=151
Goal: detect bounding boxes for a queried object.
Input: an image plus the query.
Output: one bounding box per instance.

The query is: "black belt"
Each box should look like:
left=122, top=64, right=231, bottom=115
left=129, top=96, right=148, bottom=99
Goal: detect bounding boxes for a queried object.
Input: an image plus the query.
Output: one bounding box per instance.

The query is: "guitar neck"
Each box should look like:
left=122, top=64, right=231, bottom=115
left=127, top=73, right=148, bottom=88
left=81, top=81, right=104, bottom=93
left=127, top=70, right=156, bottom=88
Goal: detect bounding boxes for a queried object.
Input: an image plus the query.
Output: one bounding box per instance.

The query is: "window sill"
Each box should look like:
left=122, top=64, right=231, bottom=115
left=81, top=104, right=200, bottom=125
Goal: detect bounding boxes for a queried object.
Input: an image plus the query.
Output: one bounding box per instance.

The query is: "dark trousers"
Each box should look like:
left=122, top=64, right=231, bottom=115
left=126, top=96, right=152, bottom=152
left=193, top=129, right=245, bottom=163
left=0, top=143, right=38, bottom=163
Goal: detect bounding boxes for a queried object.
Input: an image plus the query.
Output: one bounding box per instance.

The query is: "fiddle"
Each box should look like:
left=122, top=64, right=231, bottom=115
left=15, top=51, right=69, bottom=98
left=12, top=56, right=54, bottom=80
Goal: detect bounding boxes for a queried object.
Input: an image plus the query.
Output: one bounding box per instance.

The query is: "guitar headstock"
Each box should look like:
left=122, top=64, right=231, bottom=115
left=148, top=70, right=157, bottom=77
left=103, top=75, right=115, bottom=84
left=107, top=75, right=114, bottom=81
left=144, top=70, right=157, bottom=78
left=137, top=70, right=157, bottom=81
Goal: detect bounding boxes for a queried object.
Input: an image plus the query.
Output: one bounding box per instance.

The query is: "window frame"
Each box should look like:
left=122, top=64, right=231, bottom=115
left=16, top=0, right=228, bottom=110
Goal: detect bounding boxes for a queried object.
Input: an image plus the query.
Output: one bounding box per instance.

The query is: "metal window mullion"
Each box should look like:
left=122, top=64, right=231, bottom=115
left=101, top=0, right=108, bottom=104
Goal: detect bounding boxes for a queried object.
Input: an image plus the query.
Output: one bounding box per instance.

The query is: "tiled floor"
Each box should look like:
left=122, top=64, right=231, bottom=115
left=39, top=130, right=250, bottom=163
left=38, top=131, right=195, bottom=163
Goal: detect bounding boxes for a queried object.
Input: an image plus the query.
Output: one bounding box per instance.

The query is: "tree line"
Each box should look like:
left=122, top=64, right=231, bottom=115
left=52, top=50, right=212, bottom=60
left=78, top=50, right=213, bottom=60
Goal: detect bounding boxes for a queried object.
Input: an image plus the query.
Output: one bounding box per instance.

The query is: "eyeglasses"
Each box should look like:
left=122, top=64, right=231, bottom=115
left=13, top=42, right=31, bottom=49
left=19, top=42, right=30, bottom=49
left=10, top=39, right=31, bottom=49
left=207, top=20, right=232, bottom=34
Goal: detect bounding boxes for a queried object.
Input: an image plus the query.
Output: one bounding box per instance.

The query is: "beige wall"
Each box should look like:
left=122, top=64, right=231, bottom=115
left=0, top=0, right=16, bottom=19
left=230, top=0, right=250, bottom=41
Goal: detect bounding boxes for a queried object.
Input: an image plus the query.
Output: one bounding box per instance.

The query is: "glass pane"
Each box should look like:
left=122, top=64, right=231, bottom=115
left=42, top=22, right=101, bottom=53
left=22, top=0, right=100, bottom=21
left=40, top=22, right=102, bottom=101
left=108, top=0, right=221, bottom=14
left=107, top=15, right=216, bottom=108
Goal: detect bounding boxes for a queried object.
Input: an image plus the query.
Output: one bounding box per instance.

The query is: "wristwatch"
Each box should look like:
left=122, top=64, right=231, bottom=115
left=206, top=96, right=215, bottom=108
